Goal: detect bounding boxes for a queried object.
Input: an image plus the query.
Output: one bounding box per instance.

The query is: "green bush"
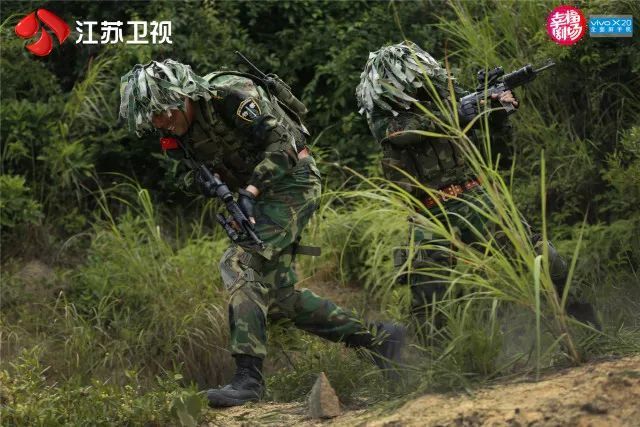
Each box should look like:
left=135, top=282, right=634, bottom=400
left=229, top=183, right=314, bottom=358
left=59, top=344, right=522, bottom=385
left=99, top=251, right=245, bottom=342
left=0, top=175, right=42, bottom=229
left=0, top=348, right=204, bottom=427
left=266, top=335, right=383, bottom=403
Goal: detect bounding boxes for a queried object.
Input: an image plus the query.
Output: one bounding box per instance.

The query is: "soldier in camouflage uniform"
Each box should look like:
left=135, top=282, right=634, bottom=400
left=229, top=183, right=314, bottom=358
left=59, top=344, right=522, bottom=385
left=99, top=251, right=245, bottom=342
left=120, top=59, right=404, bottom=407
left=356, top=42, right=597, bottom=328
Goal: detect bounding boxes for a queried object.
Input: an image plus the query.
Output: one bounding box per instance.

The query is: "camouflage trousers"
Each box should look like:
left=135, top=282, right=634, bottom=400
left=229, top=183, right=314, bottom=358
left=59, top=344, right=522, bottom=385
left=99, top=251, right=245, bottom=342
left=395, top=186, right=568, bottom=316
left=219, top=156, right=369, bottom=358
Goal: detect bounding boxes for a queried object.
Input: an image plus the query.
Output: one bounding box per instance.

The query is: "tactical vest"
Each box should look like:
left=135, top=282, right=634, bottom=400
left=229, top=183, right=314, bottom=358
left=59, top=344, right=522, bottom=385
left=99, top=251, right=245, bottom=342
left=370, top=83, right=475, bottom=193
left=182, top=72, right=308, bottom=191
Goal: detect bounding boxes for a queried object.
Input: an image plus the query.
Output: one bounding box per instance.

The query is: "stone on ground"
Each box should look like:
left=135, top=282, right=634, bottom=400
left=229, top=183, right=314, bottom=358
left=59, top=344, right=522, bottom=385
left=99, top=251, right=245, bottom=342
left=307, top=372, right=341, bottom=419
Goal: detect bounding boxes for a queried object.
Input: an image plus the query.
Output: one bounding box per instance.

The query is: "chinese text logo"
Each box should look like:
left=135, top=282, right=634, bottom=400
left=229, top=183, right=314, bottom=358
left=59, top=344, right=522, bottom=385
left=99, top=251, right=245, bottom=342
left=547, top=5, right=586, bottom=46
left=589, top=15, right=633, bottom=37
left=15, top=9, right=71, bottom=56
left=75, top=21, right=172, bottom=45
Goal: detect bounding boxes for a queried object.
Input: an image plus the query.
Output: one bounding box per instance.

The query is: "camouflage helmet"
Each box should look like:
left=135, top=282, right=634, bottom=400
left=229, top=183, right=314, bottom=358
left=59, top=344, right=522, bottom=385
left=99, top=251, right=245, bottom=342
left=119, top=59, right=211, bottom=135
left=356, top=41, right=449, bottom=120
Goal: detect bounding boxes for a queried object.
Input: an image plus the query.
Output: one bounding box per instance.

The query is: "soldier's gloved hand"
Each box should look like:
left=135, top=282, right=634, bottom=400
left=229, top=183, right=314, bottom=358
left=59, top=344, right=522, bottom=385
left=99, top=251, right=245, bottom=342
left=237, top=188, right=257, bottom=224
left=458, top=96, right=480, bottom=125
left=487, top=90, right=518, bottom=125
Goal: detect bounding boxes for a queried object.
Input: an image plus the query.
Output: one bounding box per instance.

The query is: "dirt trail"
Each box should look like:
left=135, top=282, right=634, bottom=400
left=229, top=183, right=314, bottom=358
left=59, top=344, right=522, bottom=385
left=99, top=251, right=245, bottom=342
left=204, top=355, right=640, bottom=426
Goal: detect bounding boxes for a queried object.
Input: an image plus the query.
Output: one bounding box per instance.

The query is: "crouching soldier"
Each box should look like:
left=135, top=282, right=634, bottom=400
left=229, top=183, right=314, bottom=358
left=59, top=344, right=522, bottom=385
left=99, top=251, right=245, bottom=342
left=356, top=41, right=598, bottom=329
left=119, top=59, right=405, bottom=407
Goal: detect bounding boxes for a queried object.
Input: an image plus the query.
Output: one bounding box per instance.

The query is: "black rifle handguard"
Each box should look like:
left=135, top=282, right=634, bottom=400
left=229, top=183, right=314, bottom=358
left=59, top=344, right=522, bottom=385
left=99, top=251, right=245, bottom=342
left=459, top=60, right=555, bottom=123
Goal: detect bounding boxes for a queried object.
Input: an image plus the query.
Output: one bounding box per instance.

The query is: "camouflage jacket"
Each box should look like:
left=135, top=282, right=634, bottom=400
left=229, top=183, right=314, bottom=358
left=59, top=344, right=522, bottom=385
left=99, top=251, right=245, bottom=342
left=180, top=72, right=307, bottom=192
left=367, top=80, right=511, bottom=193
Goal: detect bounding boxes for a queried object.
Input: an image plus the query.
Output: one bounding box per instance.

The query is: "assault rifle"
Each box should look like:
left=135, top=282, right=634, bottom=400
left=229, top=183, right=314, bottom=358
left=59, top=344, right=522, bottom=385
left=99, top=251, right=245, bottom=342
left=458, top=60, right=555, bottom=123
left=160, top=136, right=265, bottom=249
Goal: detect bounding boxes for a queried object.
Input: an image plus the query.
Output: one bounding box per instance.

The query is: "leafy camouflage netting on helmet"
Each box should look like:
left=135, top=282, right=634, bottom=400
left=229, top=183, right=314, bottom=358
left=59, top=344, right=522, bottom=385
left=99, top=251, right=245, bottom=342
left=356, top=41, right=450, bottom=120
left=119, top=59, right=211, bottom=135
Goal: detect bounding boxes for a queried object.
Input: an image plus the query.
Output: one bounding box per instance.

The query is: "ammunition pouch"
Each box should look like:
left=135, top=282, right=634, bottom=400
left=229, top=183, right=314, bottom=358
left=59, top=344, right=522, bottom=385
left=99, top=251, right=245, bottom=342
left=380, top=141, right=415, bottom=193
left=267, top=74, right=308, bottom=117
left=252, top=115, right=280, bottom=144
left=238, top=251, right=265, bottom=272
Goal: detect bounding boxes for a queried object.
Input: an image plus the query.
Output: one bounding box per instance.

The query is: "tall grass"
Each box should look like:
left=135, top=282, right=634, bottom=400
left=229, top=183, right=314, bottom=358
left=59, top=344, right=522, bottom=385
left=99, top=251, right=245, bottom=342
left=297, top=7, right=639, bottom=390
left=2, top=1, right=638, bottom=423
left=0, top=182, right=230, bottom=425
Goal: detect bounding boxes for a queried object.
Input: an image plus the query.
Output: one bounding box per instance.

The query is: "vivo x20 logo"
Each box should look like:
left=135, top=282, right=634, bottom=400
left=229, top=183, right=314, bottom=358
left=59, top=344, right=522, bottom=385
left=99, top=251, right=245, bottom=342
left=15, top=9, right=70, bottom=56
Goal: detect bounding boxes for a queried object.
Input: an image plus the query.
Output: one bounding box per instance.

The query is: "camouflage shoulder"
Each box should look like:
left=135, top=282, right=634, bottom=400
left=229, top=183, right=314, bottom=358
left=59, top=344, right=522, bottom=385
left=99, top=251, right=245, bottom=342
left=204, top=71, right=261, bottom=100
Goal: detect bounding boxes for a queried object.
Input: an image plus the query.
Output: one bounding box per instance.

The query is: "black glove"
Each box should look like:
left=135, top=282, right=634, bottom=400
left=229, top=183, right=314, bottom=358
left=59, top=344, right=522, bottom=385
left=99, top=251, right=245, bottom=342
left=458, top=96, right=480, bottom=126
left=195, top=169, right=216, bottom=197
left=237, top=188, right=256, bottom=220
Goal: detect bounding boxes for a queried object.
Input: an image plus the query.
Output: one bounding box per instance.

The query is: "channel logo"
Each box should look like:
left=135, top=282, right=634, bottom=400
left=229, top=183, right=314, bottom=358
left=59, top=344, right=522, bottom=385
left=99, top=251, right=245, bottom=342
left=15, top=9, right=70, bottom=56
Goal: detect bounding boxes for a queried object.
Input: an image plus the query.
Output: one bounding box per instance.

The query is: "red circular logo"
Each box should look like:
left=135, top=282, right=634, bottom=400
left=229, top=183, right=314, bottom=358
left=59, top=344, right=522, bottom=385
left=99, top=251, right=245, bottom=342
left=546, top=5, right=586, bottom=45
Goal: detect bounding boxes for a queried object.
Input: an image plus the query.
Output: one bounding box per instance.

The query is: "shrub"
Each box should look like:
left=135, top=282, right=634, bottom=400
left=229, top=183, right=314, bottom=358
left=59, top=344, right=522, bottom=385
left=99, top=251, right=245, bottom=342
left=0, top=175, right=42, bottom=229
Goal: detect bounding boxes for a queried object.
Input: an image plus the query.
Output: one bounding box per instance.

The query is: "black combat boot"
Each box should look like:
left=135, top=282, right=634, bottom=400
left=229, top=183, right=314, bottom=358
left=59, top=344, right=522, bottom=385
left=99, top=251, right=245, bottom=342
left=207, top=354, right=264, bottom=407
left=566, top=300, right=601, bottom=329
left=369, top=322, right=406, bottom=381
left=346, top=322, right=406, bottom=382
left=533, top=233, right=601, bottom=330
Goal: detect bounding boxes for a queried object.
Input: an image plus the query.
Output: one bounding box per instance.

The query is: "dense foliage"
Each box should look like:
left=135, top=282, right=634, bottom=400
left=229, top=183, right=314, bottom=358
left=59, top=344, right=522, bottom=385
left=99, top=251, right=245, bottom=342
left=1, top=0, right=639, bottom=425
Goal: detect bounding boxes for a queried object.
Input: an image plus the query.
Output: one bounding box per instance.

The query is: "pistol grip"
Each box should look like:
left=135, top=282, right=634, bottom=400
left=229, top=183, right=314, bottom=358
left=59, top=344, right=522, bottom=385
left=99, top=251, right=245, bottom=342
left=501, top=101, right=516, bottom=115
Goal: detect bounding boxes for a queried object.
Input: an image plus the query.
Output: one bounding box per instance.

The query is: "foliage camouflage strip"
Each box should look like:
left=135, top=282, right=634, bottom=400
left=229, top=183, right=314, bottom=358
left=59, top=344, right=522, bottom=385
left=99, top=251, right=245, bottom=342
left=356, top=41, right=451, bottom=120
left=119, top=59, right=212, bottom=135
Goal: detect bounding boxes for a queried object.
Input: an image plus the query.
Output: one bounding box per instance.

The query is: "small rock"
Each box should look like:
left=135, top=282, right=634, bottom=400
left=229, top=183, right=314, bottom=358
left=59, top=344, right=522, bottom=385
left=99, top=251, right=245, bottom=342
left=581, top=401, right=608, bottom=415
left=307, top=372, right=341, bottom=419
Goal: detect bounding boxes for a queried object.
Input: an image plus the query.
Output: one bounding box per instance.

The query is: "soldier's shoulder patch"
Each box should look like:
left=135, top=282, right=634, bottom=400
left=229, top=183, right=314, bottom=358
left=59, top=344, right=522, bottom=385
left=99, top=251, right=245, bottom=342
left=236, top=98, right=261, bottom=122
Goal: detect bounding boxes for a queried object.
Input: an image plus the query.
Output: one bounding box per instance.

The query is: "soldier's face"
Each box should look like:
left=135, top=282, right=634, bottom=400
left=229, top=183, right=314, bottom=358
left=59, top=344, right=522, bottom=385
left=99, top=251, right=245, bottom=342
left=151, top=98, right=194, bottom=136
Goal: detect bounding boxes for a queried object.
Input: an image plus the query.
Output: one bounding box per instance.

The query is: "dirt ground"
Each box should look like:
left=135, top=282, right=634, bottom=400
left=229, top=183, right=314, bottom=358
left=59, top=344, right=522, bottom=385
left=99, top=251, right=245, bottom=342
left=204, top=355, right=640, bottom=426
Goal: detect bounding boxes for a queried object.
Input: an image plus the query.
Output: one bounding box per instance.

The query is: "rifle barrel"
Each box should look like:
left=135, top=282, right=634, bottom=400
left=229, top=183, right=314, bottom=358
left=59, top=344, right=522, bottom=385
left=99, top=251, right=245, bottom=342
left=534, top=62, right=555, bottom=73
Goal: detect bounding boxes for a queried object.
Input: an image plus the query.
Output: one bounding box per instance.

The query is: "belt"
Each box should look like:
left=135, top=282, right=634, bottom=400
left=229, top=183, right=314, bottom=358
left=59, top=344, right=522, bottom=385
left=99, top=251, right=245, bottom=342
left=237, top=243, right=321, bottom=271
left=423, top=178, right=481, bottom=209
left=292, top=243, right=321, bottom=257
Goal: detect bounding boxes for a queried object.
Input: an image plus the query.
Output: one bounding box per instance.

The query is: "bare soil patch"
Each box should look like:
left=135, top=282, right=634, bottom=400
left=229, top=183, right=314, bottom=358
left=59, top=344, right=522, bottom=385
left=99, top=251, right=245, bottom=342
left=204, top=355, right=640, bottom=426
